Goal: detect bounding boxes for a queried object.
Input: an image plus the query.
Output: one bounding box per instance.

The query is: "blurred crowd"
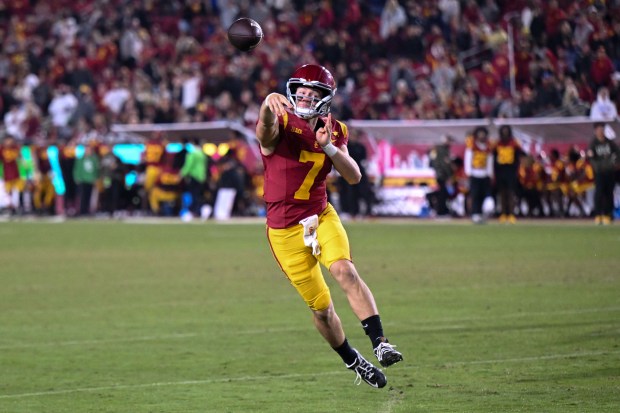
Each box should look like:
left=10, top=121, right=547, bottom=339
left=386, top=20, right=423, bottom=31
left=1, top=0, right=620, bottom=220
left=2, top=0, right=620, bottom=143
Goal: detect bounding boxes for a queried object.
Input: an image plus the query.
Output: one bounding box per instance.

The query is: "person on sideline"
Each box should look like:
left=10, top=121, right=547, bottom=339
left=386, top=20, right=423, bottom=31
left=180, top=138, right=207, bottom=217
left=493, top=125, right=524, bottom=223
left=464, top=126, right=494, bottom=223
left=587, top=122, right=619, bottom=224
left=73, top=142, right=101, bottom=216
left=255, top=64, right=403, bottom=389
left=0, top=136, right=25, bottom=215
left=429, top=134, right=454, bottom=218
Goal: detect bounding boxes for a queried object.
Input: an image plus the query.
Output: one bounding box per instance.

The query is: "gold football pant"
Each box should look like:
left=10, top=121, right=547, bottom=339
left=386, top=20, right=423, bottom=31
left=4, top=178, right=25, bottom=194
left=144, top=166, right=162, bottom=193
left=149, top=187, right=179, bottom=214
left=267, top=203, right=351, bottom=311
left=33, top=175, right=55, bottom=210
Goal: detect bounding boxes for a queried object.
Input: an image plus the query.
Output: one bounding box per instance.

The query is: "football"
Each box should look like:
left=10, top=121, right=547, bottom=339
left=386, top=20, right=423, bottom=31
left=227, top=17, right=263, bottom=52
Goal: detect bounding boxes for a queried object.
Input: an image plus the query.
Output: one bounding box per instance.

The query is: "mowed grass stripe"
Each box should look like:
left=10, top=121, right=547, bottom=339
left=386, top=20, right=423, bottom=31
left=1, top=349, right=618, bottom=400
left=1, top=306, right=618, bottom=350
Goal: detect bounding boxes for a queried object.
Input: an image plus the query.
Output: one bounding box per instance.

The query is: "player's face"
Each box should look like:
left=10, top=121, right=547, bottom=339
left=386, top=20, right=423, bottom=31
left=595, top=126, right=605, bottom=139
left=295, top=87, right=322, bottom=108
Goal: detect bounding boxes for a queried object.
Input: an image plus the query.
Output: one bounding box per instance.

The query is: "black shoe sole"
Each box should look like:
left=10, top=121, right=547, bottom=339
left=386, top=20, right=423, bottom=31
left=379, top=353, right=403, bottom=368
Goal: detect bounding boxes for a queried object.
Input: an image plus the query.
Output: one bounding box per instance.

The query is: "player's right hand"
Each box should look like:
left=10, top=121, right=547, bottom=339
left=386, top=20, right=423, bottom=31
left=264, top=93, right=292, bottom=117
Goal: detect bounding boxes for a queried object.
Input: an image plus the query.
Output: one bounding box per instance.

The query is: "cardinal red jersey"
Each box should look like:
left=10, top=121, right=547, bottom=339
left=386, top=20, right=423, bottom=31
left=155, top=166, right=183, bottom=192
left=262, top=110, right=348, bottom=229
left=547, top=159, right=567, bottom=184
left=143, top=140, right=165, bottom=167
left=465, top=136, right=492, bottom=170
left=519, top=163, right=539, bottom=190
left=0, top=144, right=21, bottom=181
left=494, top=138, right=523, bottom=171
left=34, top=146, right=52, bottom=174
left=566, top=159, right=594, bottom=185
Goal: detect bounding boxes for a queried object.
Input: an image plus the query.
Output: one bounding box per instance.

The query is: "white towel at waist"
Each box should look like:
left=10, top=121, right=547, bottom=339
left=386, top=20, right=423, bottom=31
left=299, top=214, right=321, bottom=256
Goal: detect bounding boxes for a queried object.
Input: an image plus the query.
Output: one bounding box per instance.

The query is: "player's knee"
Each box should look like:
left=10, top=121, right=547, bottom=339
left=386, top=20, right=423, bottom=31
left=312, top=306, right=332, bottom=324
left=330, top=260, right=358, bottom=285
left=308, top=289, right=331, bottom=311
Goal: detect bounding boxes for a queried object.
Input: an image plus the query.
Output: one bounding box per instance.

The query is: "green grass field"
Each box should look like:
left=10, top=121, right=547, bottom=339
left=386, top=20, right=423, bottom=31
left=0, top=219, right=619, bottom=413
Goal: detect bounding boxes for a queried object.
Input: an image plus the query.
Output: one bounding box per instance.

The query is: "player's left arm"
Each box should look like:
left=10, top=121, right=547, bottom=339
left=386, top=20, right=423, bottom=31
left=315, top=114, right=361, bottom=184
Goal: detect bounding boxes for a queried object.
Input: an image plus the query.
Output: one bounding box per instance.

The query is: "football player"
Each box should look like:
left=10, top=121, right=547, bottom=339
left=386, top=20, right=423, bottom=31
left=141, top=131, right=166, bottom=212
left=465, top=126, right=494, bottom=223
left=0, top=136, right=26, bottom=214
left=255, top=64, right=402, bottom=389
left=493, top=125, right=524, bottom=223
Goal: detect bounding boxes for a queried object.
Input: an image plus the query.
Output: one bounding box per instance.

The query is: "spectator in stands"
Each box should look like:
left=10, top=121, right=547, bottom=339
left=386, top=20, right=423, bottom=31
left=493, top=89, right=520, bottom=118
left=518, top=86, right=538, bottom=118
left=590, top=87, right=618, bottom=122
left=431, top=56, right=458, bottom=106
left=380, top=0, right=407, bottom=41
left=562, top=77, right=588, bottom=116
left=608, top=20, right=620, bottom=70
left=573, top=12, right=594, bottom=51
left=71, top=85, right=97, bottom=126
left=590, top=45, right=615, bottom=90
left=477, top=61, right=501, bottom=115
left=102, top=80, right=131, bottom=119
left=2, top=0, right=618, bottom=128
left=587, top=122, right=620, bottom=224
left=398, top=24, right=426, bottom=63
left=544, top=0, right=567, bottom=43
left=65, top=57, right=95, bottom=93
left=3, top=101, right=26, bottom=141
left=180, top=66, right=203, bottom=116
left=535, top=73, right=562, bottom=114
left=590, top=86, right=618, bottom=139
left=47, top=84, right=78, bottom=140
left=119, top=17, right=146, bottom=70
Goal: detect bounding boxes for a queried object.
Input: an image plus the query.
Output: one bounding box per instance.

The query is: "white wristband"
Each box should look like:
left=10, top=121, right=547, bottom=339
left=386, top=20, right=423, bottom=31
left=321, top=142, right=338, bottom=157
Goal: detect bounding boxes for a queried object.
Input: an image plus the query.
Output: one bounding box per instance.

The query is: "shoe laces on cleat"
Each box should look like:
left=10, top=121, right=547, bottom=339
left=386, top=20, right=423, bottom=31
left=346, top=350, right=387, bottom=388
left=374, top=341, right=403, bottom=368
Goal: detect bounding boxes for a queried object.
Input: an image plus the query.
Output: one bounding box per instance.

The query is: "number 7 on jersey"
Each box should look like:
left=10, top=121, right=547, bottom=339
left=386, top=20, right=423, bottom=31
left=293, top=150, right=326, bottom=200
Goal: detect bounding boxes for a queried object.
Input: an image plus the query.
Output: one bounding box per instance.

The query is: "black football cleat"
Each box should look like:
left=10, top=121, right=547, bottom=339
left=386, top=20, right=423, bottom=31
left=374, top=340, right=403, bottom=368
left=346, top=350, right=387, bottom=388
